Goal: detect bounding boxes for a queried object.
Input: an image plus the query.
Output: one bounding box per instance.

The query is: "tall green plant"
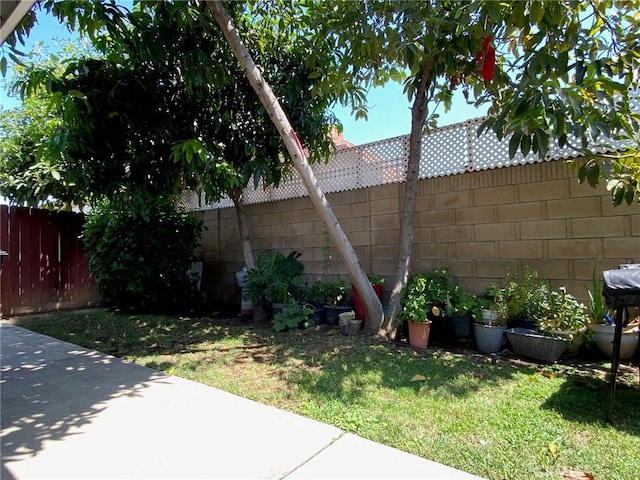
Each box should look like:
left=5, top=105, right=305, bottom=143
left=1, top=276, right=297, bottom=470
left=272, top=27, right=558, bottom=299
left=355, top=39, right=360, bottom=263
left=245, top=250, right=304, bottom=304
left=586, top=269, right=609, bottom=324
left=83, top=198, right=202, bottom=312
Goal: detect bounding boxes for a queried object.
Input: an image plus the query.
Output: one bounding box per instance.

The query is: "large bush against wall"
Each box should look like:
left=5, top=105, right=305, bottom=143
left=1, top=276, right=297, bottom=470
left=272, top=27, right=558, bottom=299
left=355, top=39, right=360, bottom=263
left=83, top=199, right=203, bottom=312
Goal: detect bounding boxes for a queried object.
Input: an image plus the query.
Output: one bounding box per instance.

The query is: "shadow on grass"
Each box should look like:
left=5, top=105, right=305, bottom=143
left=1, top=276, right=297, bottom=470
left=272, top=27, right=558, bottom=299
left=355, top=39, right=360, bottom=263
left=15, top=308, right=639, bottom=432
left=278, top=337, right=519, bottom=404
left=12, top=309, right=523, bottom=402
left=541, top=374, right=640, bottom=435
left=163, top=318, right=522, bottom=405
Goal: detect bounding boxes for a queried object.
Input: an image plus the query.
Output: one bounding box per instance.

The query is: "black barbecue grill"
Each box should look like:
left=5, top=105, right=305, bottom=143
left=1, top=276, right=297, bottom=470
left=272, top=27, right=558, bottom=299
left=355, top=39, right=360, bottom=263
left=602, top=264, right=640, bottom=423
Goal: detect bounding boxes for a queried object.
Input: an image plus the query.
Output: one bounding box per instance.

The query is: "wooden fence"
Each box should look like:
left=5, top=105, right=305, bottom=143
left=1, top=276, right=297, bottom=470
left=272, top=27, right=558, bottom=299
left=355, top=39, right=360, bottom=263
left=0, top=205, right=100, bottom=316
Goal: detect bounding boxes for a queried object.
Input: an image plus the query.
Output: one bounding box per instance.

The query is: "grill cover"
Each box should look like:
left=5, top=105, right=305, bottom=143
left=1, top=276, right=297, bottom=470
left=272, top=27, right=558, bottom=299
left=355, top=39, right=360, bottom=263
left=603, top=268, right=640, bottom=309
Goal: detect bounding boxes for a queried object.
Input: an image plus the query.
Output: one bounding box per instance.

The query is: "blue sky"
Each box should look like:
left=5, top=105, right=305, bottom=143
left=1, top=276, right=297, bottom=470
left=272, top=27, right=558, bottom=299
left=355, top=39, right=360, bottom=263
left=1, top=8, right=487, bottom=148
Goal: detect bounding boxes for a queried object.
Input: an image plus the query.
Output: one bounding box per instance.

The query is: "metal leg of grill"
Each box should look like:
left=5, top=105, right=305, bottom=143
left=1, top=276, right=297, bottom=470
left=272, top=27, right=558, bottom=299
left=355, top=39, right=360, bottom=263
left=606, top=307, right=625, bottom=424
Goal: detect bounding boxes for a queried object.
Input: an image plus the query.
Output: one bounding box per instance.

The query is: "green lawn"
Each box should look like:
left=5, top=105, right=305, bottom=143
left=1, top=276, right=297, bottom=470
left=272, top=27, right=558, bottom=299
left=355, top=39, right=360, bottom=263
left=9, top=308, right=640, bottom=480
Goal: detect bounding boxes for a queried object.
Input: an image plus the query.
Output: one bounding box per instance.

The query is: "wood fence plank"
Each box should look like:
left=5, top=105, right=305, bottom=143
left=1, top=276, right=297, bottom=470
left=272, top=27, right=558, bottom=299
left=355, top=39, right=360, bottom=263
left=0, top=206, right=98, bottom=315
left=40, top=210, right=58, bottom=308
left=10, top=207, right=22, bottom=313
left=0, top=205, right=11, bottom=316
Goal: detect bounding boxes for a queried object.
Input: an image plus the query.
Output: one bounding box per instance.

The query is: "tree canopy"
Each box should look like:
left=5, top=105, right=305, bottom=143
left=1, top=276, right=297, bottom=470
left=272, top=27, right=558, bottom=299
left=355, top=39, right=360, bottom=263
left=291, top=0, right=640, bottom=335
left=303, top=0, right=639, bottom=203
left=1, top=1, right=339, bottom=210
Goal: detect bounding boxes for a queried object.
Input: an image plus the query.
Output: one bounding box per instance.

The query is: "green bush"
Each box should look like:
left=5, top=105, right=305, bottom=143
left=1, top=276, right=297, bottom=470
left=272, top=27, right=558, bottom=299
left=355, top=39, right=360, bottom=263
left=83, top=198, right=203, bottom=312
left=245, top=250, right=304, bottom=304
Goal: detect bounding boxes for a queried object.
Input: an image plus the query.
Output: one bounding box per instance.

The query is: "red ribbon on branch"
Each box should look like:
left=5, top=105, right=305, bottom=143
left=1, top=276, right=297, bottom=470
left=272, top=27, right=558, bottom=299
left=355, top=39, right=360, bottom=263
left=476, top=35, right=495, bottom=81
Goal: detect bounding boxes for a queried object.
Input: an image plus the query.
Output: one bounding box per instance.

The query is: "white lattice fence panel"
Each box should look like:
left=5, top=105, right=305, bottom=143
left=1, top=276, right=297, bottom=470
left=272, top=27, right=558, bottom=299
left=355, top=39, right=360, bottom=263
left=359, top=136, right=408, bottom=186
left=420, top=123, right=469, bottom=178
left=176, top=190, right=233, bottom=211
left=465, top=118, right=547, bottom=171
left=241, top=180, right=266, bottom=204
left=314, top=148, right=362, bottom=193
left=272, top=167, right=307, bottom=201
left=182, top=111, right=631, bottom=211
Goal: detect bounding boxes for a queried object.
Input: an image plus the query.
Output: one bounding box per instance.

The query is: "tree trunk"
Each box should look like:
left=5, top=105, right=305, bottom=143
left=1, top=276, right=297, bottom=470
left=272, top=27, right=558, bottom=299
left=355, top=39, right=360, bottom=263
left=381, top=66, right=432, bottom=340
left=230, top=186, right=254, bottom=270
left=207, top=0, right=384, bottom=334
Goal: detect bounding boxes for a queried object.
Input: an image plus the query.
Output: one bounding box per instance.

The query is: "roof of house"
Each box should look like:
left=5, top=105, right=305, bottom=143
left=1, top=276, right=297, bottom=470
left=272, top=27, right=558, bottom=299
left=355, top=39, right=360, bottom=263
left=330, top=128, right=356, bottom=150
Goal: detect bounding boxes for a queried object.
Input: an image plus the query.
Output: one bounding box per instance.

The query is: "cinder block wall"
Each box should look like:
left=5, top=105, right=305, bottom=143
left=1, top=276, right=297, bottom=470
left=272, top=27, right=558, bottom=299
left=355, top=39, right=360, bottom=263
left=195, top=159, right=640, bottom=306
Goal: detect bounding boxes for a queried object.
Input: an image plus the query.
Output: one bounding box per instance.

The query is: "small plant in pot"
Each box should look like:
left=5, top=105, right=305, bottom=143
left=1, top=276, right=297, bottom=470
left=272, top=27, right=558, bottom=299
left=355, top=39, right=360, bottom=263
left=305, top=281, right=330, bottom=306
left=474, top=285, right=508, bottom=354
left=537, top=285, right=589, bottom=352
left=443, top=285, right=478, bottom=340
left=400, top=274, right=441, bottom=349
left=407, top=267, right=451, bottom=343
left=586, top=269, right=612, bottom=326
left=586, top=271, right=639, bottom=359
left=501, top=268, right=548, bottom=329
left=501, top=268, right=569, bottom=362
left=479, top=283, right=506, bottom=326
left=322, top=278, right=353, bottom=325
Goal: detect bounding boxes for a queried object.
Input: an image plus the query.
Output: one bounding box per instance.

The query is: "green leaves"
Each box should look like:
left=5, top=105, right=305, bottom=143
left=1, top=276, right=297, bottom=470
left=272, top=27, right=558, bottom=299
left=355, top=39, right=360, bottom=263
left=575, top=149, right=640, bottom=206
left=508, top=130, right=523, bottom=159
left=83, top=198, right=203, bottom=312
left=171, top=139, right=207, bottom=166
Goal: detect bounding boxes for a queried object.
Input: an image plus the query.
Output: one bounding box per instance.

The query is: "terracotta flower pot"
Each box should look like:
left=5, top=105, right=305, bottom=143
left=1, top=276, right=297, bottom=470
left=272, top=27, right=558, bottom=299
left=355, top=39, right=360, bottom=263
left=408, top=320, right=432, bottom=349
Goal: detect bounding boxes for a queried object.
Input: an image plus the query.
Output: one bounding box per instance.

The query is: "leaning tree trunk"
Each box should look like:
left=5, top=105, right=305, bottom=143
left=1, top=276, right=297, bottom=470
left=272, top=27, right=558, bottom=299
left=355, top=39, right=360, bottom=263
left=230, top=186, right=255, bottom=270
left=381, top=65, right=432, bottom=339
left=207, top=0, right=384, bottom=334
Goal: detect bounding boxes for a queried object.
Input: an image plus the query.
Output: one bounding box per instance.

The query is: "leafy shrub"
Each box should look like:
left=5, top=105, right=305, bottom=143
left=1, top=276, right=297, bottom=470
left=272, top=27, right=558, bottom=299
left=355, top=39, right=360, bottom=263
left=499, top=268, right=548, bottom=323
left=537, top=286, right=589, bottom=333
left=400, top=268, right=452, bottom=323
left=272, top=302, right=314, bottom=332
left=245, top=250, right=304, bottom=304
left=83, top=198, right=203, bottom=312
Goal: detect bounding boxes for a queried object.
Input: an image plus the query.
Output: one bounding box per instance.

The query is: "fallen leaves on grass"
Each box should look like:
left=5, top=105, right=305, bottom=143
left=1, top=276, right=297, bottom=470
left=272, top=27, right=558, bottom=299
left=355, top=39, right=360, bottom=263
left=548, top=442, right=559, bottom=459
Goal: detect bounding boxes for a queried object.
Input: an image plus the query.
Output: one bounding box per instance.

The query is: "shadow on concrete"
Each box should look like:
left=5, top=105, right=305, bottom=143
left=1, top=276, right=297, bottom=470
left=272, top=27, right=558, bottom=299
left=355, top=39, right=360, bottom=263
left=1, top=324, right=166, bottom=467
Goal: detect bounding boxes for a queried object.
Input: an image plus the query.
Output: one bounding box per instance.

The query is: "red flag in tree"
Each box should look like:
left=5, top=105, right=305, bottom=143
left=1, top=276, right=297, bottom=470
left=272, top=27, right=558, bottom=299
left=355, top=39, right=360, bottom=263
left=476, top=35, right=495, bottom=81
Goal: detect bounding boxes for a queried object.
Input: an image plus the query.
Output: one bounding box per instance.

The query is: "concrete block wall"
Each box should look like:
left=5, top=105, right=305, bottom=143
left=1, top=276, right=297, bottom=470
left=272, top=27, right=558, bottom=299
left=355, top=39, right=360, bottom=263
left=195, top=159, right=640, bottom=306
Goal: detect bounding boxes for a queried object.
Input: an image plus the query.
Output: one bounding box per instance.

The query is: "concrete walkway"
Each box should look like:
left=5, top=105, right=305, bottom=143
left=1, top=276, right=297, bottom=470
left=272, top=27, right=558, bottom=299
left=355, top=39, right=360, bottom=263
left=1, top=323, right=484, bottom=479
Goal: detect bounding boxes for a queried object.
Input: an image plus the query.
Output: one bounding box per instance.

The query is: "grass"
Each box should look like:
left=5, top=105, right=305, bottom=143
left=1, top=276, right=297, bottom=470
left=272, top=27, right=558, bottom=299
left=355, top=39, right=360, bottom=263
left=8, top=308, right=640, bottom=480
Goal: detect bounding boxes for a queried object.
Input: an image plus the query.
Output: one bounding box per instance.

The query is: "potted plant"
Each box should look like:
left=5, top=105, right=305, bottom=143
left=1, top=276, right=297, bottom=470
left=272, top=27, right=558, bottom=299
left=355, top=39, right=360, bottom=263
left=500, top=268, right=568, bottom=362
left=304, top=280, right=334, bottom=324
left=322, top=278, right=353, bottom=325
left=443, top=285, right=478, bottom=341
left=501, top=268, right=548, bottom=329
left=351, top=273, right=385, bottom=322
left=479, top=283, right=504, bottom=325
left=406, top=267, right=451, bottom=343
left=537, top=285, right=589, bottom=352
left=587, top=271, right=640, bottom=359
left=473, top=284, right=508, bottom=354
left=400, top=274, right=442, bottom=349
left=245, top=250, right=304, bottom=321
